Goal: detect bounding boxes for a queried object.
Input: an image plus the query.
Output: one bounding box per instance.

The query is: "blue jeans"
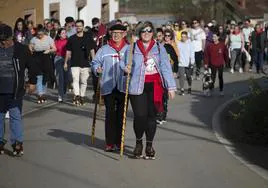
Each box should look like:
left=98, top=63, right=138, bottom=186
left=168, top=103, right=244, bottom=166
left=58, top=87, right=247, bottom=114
left=0, top=94, right=23, bottom=144
left=253, top=51, right=264, bottom=72
left=54, top=56, right=68, bottom=97
left=36, top=75, right=47, bottom=95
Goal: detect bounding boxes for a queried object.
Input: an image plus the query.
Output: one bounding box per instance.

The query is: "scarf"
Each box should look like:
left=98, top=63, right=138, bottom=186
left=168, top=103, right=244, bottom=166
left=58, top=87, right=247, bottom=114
left=108, top=39, right=126, bottom=60
left=108, top=39, right=126, bottom=53
left=137, top=39, right=155, bottom=62
left=145, top=73, right=164, bottom=112
left=233, top=31, right=240, bottom=35
left=256, top=29, right=263, bottom=35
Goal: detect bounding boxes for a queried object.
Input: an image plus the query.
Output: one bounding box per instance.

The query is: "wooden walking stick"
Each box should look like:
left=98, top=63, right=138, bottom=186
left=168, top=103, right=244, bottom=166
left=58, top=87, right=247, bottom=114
left=120, top=38, right=135, bottom=157
left=91, top=74, right=101, bottom=144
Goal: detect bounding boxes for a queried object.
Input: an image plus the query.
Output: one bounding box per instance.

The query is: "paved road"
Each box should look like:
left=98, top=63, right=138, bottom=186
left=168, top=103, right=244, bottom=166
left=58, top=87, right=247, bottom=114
left=1, top=71, right=268, bottom=188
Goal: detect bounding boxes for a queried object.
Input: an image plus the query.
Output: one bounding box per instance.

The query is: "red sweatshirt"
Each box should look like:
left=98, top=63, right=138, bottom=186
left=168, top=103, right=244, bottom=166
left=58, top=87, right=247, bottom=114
left=204, top=42, right=228, bottom=67
left=55, top=39, right=68, bottom=57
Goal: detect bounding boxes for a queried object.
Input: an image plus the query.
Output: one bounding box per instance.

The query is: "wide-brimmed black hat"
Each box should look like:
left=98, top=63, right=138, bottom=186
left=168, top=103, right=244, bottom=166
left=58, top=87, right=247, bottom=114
left=110, top=24, right=126, bottom=31
left=0, top=24, right=12, bottom=41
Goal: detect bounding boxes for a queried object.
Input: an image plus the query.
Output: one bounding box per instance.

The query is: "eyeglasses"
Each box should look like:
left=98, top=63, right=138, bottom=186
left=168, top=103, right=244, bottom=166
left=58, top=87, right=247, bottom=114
left=164, top=34, right=171, bottom=37
left=141, top=29, right=153, bottom=33
left=111, top=31, right=124, bottom=35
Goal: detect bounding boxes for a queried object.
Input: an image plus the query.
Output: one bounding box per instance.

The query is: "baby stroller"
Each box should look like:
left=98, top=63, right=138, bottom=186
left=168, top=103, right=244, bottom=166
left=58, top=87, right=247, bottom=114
left=202, top=68, right=213, bottom=96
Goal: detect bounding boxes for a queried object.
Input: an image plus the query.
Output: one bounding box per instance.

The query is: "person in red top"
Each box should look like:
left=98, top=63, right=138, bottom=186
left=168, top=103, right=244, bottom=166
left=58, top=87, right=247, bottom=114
left=204, top=31, right=228, bottom=96
left=54, top=28, right=68, bottom=102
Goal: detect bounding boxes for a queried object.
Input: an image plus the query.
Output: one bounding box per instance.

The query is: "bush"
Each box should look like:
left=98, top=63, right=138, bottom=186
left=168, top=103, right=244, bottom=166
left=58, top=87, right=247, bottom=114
left=230, top=79, right=268, bottom=145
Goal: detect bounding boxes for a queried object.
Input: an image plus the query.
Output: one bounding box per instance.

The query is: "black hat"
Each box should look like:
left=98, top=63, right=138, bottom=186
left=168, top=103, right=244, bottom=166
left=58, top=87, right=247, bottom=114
left=110, top=24, right=126, bottom=31
left=0, top=24, right=12, bottom=41
left=65, top=16, right=74, bottom=23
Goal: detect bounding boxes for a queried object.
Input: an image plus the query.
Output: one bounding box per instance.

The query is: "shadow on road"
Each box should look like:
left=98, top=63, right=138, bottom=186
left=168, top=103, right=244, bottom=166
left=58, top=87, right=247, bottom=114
left=47, top=129, right=133, bottom=161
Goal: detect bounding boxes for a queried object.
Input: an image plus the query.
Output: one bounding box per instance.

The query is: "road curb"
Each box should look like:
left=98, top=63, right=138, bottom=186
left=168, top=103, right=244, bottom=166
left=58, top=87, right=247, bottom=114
left=212, top=93, right=268, bottom=181
left=22, top=101, right=58, bottom=117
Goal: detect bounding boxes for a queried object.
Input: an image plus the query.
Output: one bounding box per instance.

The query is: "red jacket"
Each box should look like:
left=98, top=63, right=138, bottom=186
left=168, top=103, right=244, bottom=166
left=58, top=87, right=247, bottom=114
left=204, top=42, right=228, bottom=67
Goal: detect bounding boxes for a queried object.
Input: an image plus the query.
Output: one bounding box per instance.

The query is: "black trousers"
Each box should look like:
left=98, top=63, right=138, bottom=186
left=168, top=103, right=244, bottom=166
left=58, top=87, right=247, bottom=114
left=210, top=65, right=224, bottom=91
left=103, top=89, right=125, bottom=146
left=195, top=51, right=203, bottom=76
left=130, top=83, right=157, bottom=143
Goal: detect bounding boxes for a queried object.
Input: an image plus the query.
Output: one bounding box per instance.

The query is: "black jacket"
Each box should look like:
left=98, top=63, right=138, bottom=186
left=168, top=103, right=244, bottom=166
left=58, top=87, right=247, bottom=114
left=0, top=42, right=37, bottom=99
left=251, top=31, right=267, bottom=52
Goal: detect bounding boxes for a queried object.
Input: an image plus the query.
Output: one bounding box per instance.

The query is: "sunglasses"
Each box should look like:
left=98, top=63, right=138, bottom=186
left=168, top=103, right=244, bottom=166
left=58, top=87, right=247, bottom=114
left=141, top=29, right=153, bottom=33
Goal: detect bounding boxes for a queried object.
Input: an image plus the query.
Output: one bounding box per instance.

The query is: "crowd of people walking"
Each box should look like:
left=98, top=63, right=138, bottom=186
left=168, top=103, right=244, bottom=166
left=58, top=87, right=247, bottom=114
left=0, top=15, right=267, bottom=159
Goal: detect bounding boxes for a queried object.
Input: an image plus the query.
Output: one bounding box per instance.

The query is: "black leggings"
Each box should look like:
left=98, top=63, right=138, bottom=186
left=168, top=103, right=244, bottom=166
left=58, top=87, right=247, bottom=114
left=210, top=65, right=224, bottom=91
left=130, top=83, right=157, bottom=144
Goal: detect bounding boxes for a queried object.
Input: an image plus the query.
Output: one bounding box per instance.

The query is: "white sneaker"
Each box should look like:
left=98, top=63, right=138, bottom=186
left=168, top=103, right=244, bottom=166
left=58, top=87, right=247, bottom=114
left=220, top=91, right=224, bottom=96
left=239, top=68, right=243, bottom=73
left=5, top=111, right=9, bottom=119
left=230, top=68, right=234, bottom=74
left=156, top=120, right=163, bottom=125
left=58, top=96, right=63, bottom=102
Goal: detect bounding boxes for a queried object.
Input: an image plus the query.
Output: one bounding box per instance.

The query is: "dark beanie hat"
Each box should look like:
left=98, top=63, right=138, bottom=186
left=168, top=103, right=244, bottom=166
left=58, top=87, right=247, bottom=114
left=110, top=24, right=126, bottom=31
left=65, top=16, right=74, bottom=23
left=0, top=24, right=12, bottom=41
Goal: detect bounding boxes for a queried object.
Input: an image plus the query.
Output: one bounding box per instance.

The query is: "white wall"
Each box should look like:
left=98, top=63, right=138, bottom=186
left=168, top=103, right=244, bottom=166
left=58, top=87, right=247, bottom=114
left=86, top=0, right=102, bottom=27
left=109, top=0, right=119, bottom=21
left=44, top=0, right=118, bottom=26
left=43, top=0, right=77, bottom=26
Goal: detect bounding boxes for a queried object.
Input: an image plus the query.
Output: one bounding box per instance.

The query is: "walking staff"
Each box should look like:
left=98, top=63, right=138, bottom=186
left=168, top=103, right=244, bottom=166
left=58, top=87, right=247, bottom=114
left=91, top=73, right=101, bottom=144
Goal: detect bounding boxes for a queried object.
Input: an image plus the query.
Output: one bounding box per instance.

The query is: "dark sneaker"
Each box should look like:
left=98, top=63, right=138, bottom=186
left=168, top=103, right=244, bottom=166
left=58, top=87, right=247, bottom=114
left=80, top=97, right=86, bottom=106
left=133, top=143, right=143, bottom=158
left=37, top=95, right=43, bottom=104
left=12, top=141, right=24, bottom=157
left=179, top=89, right=185, bottom=96
left=188, top=88, right=192, bottom=95
left=144, top=145, right=155, bottom=160
left=73, top=95, right=81, bottom=106
left=41, top=96, right=47, bottom=103
left=105, top=144, right=115, bottom=152
left=0, top=141, right=5, bottom=155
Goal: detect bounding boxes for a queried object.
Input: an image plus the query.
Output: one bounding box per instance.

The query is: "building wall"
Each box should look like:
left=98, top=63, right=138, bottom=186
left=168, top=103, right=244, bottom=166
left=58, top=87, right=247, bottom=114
left=87, top=0, right=102, bottom=26
left=44, top=0, right=77, bottom=26
left=0, top=0, right=44, bottom=26
left=109, top=0, right=119, bottom=21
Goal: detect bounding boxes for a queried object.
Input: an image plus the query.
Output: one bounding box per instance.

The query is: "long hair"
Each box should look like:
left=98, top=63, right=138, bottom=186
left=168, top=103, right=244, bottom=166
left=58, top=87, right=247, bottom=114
left=14, top=18, right=27, bottom=34
left=55, top=28, right=66, bottom=41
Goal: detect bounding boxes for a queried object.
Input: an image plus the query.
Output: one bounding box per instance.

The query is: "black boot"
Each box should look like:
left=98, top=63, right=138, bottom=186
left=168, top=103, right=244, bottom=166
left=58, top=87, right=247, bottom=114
left=133, top=140, right=143, bottom=159
left=144, top=143, right=155, bottom=160
left=12, top=141, right=24, bottom=157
